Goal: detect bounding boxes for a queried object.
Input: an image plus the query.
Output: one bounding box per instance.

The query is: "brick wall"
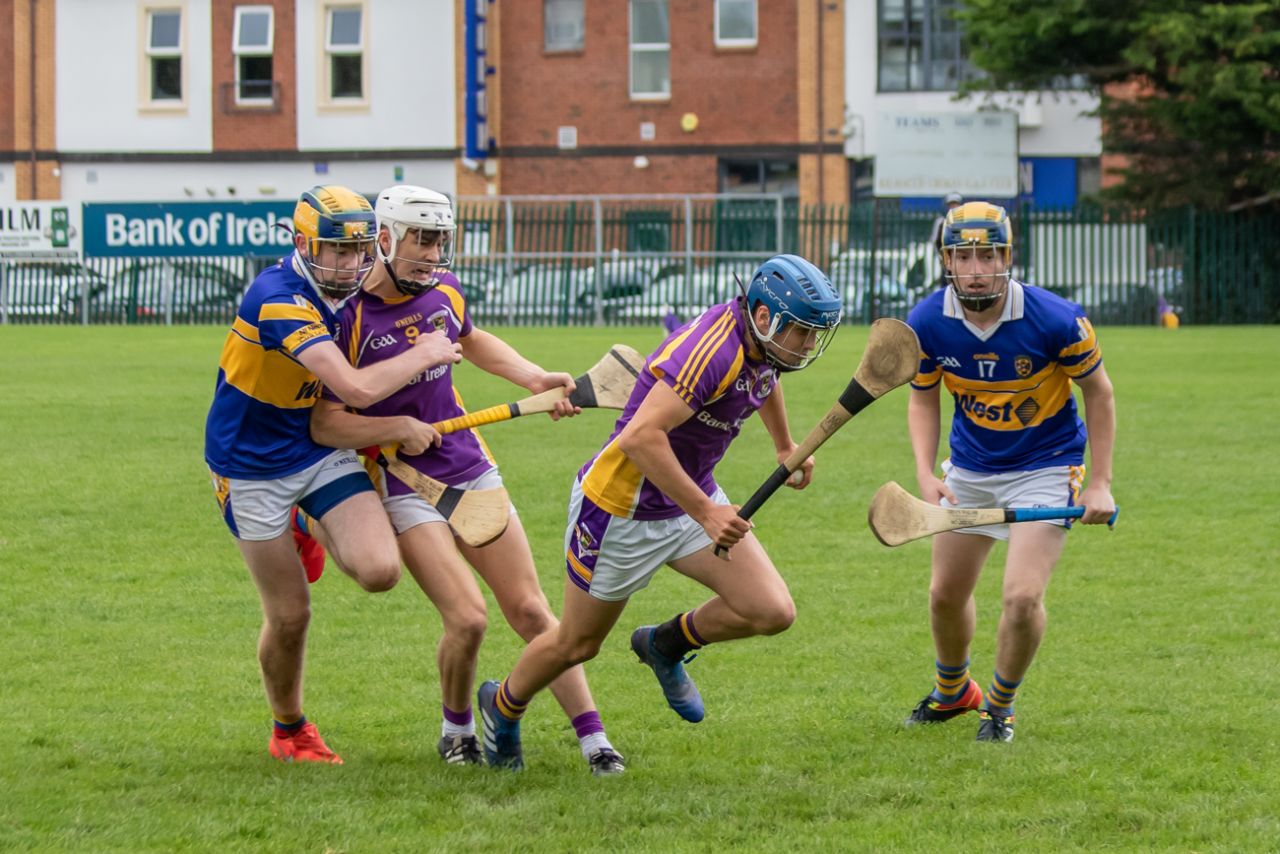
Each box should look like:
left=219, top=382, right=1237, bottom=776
left=211, top=0, right=297, bottom=152
left=494, top=0, right=801, bottom=197
left=0, top=0, right=13, bottom=154
left=11, top=0, right=59, bottom=198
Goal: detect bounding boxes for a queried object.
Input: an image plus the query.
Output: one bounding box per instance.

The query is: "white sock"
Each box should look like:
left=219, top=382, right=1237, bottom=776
left=579, top=731, right=612, bottom=760
left=442, top=717, right=475, bottom=738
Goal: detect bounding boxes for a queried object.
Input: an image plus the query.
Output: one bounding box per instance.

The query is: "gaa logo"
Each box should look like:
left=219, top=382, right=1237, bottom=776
left=1014, top=355, right=1033, bottom=378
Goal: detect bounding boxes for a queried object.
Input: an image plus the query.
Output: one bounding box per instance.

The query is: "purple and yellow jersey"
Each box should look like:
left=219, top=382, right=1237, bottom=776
left=204, top=255, right=339, bottom=479
left=324, top=271, right=494, bottom=493
left=908, top=280, right=1102, bottom=473
left=579, top=298, right=776, bottom=520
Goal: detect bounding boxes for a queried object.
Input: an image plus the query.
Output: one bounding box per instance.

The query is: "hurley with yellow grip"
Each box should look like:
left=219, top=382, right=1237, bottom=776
left=431, top=344, right=645, bottom=434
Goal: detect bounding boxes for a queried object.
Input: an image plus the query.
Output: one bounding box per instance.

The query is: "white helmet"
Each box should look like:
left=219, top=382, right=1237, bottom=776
left=374, top=185, right=456, bottom=294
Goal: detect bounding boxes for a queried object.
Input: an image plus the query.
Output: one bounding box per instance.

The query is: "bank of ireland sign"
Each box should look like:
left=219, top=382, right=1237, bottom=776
left=82, top=201, right=296, bottom=257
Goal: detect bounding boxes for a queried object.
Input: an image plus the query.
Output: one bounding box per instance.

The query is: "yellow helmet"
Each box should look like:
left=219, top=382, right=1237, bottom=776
left=293, top=185, right=376, bottom=298
left=940, top=201, right=1013, bottom=312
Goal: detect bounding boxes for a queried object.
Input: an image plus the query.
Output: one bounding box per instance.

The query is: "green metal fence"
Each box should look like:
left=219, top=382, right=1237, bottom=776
left=3, top=197, right=1277, bottom=327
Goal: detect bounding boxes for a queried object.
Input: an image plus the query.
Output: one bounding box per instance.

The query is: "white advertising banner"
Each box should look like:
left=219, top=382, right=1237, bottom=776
left=0, top=201, right=83, bottom=255
left=874, top=112, right=1018, bottom=198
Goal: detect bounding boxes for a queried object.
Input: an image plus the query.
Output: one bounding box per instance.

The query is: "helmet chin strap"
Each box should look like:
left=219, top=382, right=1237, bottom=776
left=383, top=258, right=438, bottom=297
left=296, top=249, right=359, bottom=302
left=733, top=275, right=805, bottom=374
left=948, top=271, right=1008, bottom=313
left=955, top=291, right=1004, bottom=312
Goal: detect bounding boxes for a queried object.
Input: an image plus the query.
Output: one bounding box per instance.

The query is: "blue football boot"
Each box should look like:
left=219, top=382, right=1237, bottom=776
left=477, top=680, right=524, bottom=770
left=630, top=626, right=705, bottom=723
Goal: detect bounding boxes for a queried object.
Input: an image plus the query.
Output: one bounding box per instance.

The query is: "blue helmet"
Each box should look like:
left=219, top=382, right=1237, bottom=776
left=744, top=254, right=842, bottom=371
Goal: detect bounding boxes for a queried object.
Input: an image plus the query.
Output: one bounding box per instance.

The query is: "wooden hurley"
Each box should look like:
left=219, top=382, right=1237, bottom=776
left=716, top=318, right=921, bottom=559
left=867, top=480, right=1119, bottom=547
left=430, top=344, right=645, bottom=434
left=367, top=447, right=511, bottom=548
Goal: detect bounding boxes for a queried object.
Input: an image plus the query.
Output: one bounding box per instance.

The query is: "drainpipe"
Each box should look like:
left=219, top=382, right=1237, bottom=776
left=815, top=0, right=824, bottom=209
left=29, top=0, right=38, bottom=197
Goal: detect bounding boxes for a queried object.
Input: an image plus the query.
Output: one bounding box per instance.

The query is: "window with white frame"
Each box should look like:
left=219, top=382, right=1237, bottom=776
left=146, top=8, right=183, bottom=101
left=629, top=0, right=669, bottom=99
left=233, top=6, right=274, bottom=103
left=878, top=0, right=980, bottom=92
left=545, top=0, right=584, bottom=52
left=715, top=0, right=756, bottom=47
left=325, top=5, right=364, bottom=100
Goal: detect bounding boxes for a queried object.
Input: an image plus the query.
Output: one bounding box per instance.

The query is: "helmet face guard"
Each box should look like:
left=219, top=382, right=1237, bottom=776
left=293, top=186, right=377, bottom=300
left=741, top=254, right=842, bottom=372
left=940, top=202, right=1013, bottom=312
left=374, top=185, right=457, bottom=296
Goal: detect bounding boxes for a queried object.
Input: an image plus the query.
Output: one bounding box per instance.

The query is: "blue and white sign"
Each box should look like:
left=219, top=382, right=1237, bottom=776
left=83, top=201, right=295, bottom=258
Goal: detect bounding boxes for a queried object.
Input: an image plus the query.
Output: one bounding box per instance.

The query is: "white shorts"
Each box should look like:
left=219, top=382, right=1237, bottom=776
left=563, top=478, right=729, bottom=602
left=940, top=460, right=1085, bottom=541
left=381, top=467, right=517, bottom=536
left=211, top=449, right=373, bottom=541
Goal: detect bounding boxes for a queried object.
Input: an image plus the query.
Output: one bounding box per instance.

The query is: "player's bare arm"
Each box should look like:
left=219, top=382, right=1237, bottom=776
left=310, top=398, right=442, bottom=456
left=755, top=380, right=814, bottom=490
left=616, top=381, right=751, bottom=548
left=297, top=334, right=460, bottom=410
left=907, top=384, right=956, bottom=505
left=1073, top=364, right=1117, bottom=524
left=459, top=328, right=580, bottom=419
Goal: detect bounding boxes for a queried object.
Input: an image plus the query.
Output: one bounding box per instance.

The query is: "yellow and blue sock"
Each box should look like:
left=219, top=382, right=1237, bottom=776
left=929, top=659, right=970, bottom=704
left=273, top=714, right=306, bottom=737
left=984, top=672, right=1021, bottom=717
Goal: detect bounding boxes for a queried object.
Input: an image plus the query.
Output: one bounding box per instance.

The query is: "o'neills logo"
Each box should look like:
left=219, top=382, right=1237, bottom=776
left=394, top=312, right=423, bottom=328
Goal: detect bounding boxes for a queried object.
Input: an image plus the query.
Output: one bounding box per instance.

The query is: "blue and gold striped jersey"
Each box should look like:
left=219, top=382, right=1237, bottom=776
left=204, top=256, right=339, bottom=479
left=908, top=281, right=1102, bottom=473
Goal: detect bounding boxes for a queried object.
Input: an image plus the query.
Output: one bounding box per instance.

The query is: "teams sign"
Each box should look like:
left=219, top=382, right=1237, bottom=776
left=873, top=111, right=1018, bottom=198
left=82, top=201, right=295, bottom=258
left=0, top=202, right=83, bottom=254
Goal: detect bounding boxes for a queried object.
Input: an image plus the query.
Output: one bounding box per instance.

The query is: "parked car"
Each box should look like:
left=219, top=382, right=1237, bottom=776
left=827, top=247, right=930, bottom=319
left=0, top=261, right=109, bottom=320
left=94, top=259, right=247, bottom=322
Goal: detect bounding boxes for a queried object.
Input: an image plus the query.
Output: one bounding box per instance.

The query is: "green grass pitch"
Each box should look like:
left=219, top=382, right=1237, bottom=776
left=1, top=322, right=1277, bottom=852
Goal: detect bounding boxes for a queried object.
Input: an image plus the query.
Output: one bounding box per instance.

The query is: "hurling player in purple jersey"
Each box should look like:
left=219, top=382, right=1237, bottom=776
left=309, top=186, right=623, bottom=775
left=902, top=202, right=1116, bottom=743
left=205, top=186, right=461, bottom=765
left=475, top=255, right=842, bottom=771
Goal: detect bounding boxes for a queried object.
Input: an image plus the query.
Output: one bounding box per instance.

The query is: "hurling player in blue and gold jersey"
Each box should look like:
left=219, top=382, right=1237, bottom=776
left=902, top=202, right=1116, bottom=744
left=204, top=185, right=461, bottom=764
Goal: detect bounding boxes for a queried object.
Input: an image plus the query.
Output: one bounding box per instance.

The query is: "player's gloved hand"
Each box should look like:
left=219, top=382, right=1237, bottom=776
left=413, top=328, right=463, bottom=366
left=528, top=371, right=581, bottom=420
left=398, top=416, right=443, bottom=456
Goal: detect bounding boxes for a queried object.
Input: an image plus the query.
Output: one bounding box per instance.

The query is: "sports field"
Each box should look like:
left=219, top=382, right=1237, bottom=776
left=1, top=323, right=1277, bottom=852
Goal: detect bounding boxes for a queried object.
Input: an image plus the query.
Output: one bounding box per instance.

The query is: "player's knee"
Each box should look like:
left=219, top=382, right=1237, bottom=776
left=268, top=607, right=311, bottom=640
left=445, top=607, right=488, bottom=651
left=353, top=559, right=401, bottom=592
left=1001, top=590, right=1044, bottom=623
left=751, top=595, right=796, bottom=636
left=929, top=585, right=969, bottom=613
left=508, top=597, right=555, bottom=641
left=560, top=636, right=603, bottom=667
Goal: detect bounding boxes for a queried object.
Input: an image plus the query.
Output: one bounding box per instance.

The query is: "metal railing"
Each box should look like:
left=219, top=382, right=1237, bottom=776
left=3, top=196, right=1277, bottom=326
